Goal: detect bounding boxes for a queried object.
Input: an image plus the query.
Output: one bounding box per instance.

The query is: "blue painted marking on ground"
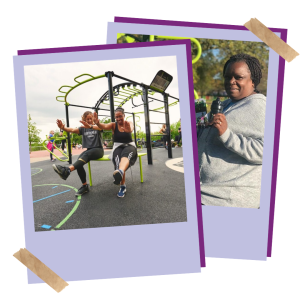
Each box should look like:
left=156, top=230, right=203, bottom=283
left=52, top=186, right=58, bottom=189
left=65, top=200, right=74, bottom=203
left=33, top=190, right=71, bottom=203
left=41, top=224, right=52, bottom=229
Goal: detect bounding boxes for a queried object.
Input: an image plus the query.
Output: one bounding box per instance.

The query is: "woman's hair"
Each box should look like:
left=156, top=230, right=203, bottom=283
left=81, top=111, right=93, bottom=121
left=223, top=53, right=262, bottom=93
left=115, top=107, right=125, bottom=114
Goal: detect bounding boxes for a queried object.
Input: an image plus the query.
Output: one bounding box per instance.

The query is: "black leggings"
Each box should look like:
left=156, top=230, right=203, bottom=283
left=112, top=145, right=137, bottom=171
left=73, top=147, right=104, bottom=184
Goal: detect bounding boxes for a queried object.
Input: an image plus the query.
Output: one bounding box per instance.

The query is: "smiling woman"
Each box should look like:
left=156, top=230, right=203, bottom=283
left=52, top=111, right=104, bottom=196
left=80, top=108, right=137, bottom=198
left=197, top=53, right=266, bottom=208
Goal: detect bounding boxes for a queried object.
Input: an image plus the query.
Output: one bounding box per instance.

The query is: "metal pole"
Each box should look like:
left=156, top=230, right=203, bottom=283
left=105, top=72, right=115, bottom=145
left=95, top=107, right=103, bottom=146
left=105, top=71, right=115, bottom=123
left=132, top=113, right=137, bottom=146
left=143, top=86, right=153, bottom=164
left=65, top=103, right=72, bottom=164
left=164, top=94, right=172, bottom=159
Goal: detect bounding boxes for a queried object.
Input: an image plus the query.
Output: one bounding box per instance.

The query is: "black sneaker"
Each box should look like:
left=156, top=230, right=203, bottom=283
left=113, top=169, right=124, bottom=185
left=75, top=185, right=89, bottom=196
left=52, top=164, right=70, bottom=180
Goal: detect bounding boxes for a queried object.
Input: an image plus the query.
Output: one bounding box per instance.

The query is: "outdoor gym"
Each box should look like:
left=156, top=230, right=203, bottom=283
left=29, top=64, right=187, bottom=232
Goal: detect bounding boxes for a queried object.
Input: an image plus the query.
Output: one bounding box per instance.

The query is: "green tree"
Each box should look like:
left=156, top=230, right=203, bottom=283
left=28, top=114, right=41, bottom=153
left=170, top=120, right=181, bottom=141
left=100, top=117, right=113, bottom=142
left=117, top=35, right=269, bottom=98
left=193, top=39, right=269, bottom=97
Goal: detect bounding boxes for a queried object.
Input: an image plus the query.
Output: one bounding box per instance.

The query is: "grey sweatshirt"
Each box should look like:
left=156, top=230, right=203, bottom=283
left=197, top=93, right=266, bottom=208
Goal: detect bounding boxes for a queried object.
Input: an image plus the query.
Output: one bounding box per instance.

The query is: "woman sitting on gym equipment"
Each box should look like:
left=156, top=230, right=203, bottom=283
left=81, top=108, right=137, bottom=198
left=52, top=111, right=104, bottom=196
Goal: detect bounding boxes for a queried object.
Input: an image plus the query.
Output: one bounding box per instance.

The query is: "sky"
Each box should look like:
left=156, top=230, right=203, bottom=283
left=24, top=56, right=180, bottom=142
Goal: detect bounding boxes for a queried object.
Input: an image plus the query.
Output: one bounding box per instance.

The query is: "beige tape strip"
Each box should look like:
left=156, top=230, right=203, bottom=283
left=244, top=18, right=299, bottom=62
left=13, top=248, right=68, bottom=293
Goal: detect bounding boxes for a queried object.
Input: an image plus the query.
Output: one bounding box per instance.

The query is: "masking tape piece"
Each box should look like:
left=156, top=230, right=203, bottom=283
left=244, top=18, right=299, bottom=62
left=13, top=248, right=68, bottom=293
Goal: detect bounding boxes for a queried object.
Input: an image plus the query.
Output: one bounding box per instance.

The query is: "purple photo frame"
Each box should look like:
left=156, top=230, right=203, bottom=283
left=110, top=17, right=286, bottom=259
left=15, top=40, right=206, bottom=284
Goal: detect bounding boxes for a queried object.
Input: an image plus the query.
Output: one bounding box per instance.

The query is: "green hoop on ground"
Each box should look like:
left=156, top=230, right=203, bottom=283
left=31, top=168, right=43, bottom=176
left=33, top=183, right=81, bottom=231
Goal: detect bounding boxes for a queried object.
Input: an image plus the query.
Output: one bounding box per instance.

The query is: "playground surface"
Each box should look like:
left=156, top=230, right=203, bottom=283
left=30, top=147, right=187, bottom=232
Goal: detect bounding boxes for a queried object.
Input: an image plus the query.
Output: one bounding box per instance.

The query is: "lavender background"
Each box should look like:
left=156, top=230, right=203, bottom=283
left=107, top=19, right=283, bottom=260
left=14, top=41, right=203, bottom=283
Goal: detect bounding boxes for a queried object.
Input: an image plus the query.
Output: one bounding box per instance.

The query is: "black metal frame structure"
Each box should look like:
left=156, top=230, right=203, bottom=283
left=63, top=71, right=179, bottom=165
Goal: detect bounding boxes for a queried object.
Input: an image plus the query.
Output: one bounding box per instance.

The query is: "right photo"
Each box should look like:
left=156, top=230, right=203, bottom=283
left=196, top=52, right=266, bottom=209
left=118, top=36, right=269, bottom=209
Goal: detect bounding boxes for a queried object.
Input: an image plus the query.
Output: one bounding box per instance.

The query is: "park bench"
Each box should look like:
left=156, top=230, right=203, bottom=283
left=87, top=152, right=147, bottom=186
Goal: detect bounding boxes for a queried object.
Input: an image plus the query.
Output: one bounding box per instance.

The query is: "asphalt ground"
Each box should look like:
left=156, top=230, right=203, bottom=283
left=30, top=147, right=187, bottom=231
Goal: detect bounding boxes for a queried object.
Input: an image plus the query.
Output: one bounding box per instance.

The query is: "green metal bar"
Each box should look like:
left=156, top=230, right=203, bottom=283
left=126, top=115, right=141, bottom=132
left=43, top=135, right=73, bottom=162
left=194, top=90, right=198, bottom=99
left=56, top=74, right=105, bottom=104
left=127, top=87, right=143, bottom=94
left=74, top=74, right=96, bottom=83
left=155, top=36, right=202, bottom=64
left=101, top=102, right=120, bottom=106
left=43, top=140, right=68, bottom=162
left=122, top=87, right=140, bottom=95
left=102, top=99, right=123, bottom=104
left=132, top=100, right=179, bottom=115
left=119, top=89, right=135, bottom=96
left=131, top=87, right=144, bottom=93
left=149, top=35, right=155, bottom=42
left=87, top=154, right=145, bottom=184
left=127, top=87, right=156, bottom=99
left=56, top=96, right=66, bottom=102
left=114, top=96, right=127, bottom=100
left=139, top=155, right=143, bottom=183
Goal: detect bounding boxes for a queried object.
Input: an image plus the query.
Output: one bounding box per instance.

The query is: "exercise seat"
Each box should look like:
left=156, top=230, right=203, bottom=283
left=87, top=152, right=147, bottom=186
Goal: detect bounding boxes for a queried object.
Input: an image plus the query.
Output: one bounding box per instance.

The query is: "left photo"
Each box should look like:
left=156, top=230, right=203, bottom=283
left=14, top=42, right=204, bottom=283
left=25, top=57, right=186, bottom=231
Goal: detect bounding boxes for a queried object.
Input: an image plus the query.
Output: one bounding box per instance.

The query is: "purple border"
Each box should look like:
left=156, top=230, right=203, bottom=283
left=114, top=17, right=286, bottom=35
left=113, top=16, right=287, bottom=258
left=17, top=40, right=206, bottom=268
left=18, top=40, right=183, bottom=55
left=185, top=41, right=206, bottom=267
left=267, top=33, right=287, bottom=256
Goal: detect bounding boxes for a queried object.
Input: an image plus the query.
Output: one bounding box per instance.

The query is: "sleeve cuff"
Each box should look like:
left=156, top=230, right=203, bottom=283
left=218, top=128, right=231, bottom=143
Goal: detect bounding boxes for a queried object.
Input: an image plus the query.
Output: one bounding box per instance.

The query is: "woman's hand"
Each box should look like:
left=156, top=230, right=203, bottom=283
left=123, top=121, right=133, bottom=132
left=93, top=112, right=99, bottom=125
left=56, top=119, right=64, bottom=129
left=79, top=120, right=92, bottom=129
left=211, top=113, right=228, bottom=136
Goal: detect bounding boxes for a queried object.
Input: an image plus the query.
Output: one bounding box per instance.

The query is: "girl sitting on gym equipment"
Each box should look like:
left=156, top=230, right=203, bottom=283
left=52, top=111, right=104, bottom=196
left=81, top=108, right=137, bottom=198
